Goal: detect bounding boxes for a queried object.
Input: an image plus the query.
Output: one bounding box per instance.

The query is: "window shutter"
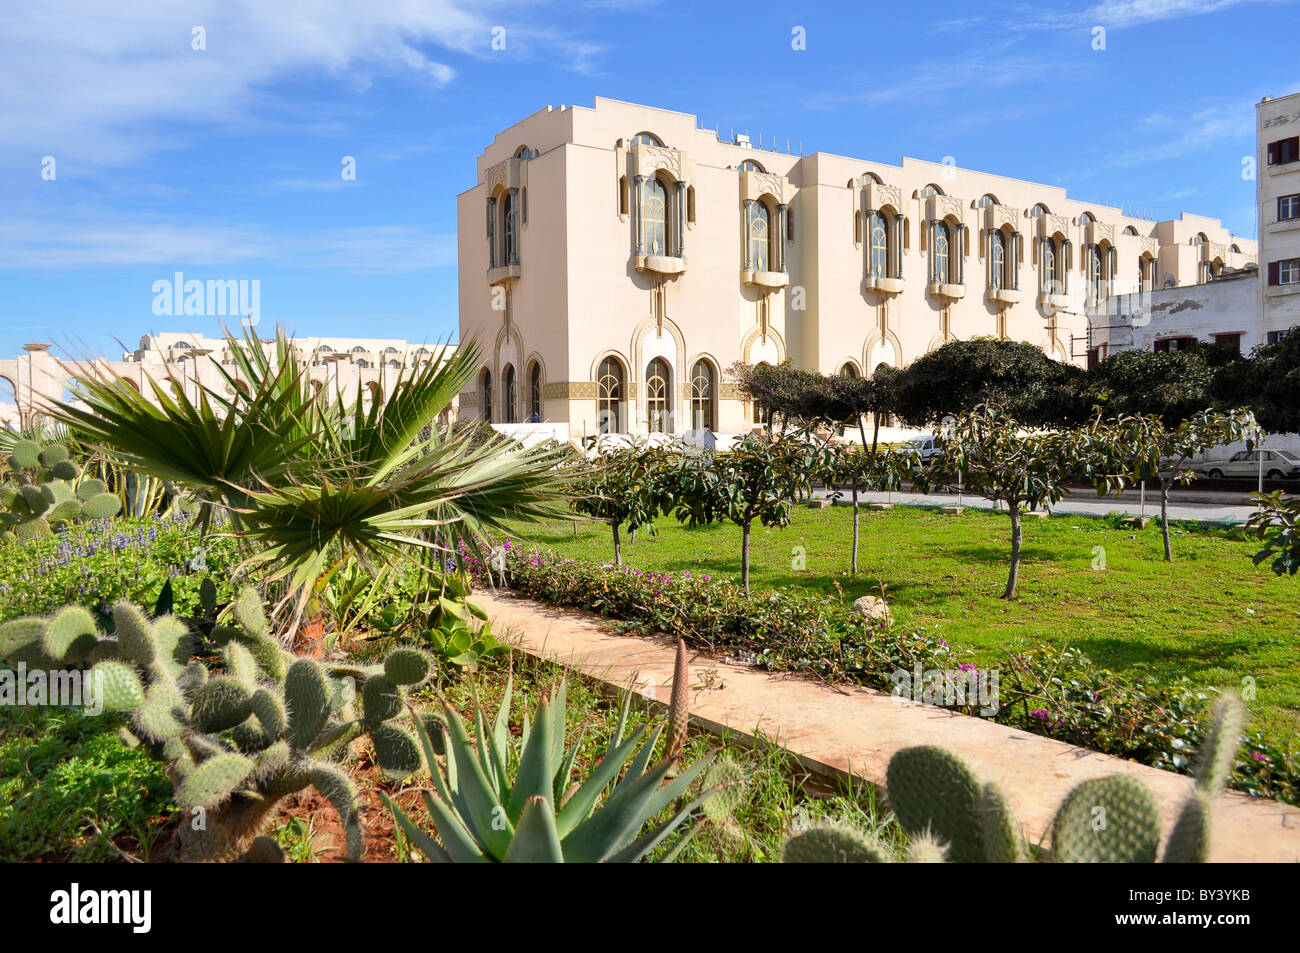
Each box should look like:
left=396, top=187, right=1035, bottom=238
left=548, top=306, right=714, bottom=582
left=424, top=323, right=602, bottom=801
left=1269, top=261, right=1280, bottom=285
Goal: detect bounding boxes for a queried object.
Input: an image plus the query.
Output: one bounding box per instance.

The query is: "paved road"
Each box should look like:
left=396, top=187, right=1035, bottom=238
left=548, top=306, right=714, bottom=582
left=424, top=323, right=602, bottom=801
left=812, top=487, right=1256, bottom=525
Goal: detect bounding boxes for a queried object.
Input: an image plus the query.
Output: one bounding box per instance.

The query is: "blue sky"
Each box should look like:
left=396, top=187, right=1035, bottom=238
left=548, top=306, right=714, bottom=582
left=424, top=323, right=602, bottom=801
left=1, top=0, right=1297, bottom=369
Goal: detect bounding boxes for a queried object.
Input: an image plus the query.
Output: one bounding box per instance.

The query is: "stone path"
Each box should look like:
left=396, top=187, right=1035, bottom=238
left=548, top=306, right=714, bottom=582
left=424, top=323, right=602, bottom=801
left=476, top=589, right=1300, bottom=862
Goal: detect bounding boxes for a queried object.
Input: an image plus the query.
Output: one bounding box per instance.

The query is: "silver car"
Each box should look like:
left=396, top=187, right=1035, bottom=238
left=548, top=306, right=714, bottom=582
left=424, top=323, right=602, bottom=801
left=1201, top=449, right=1300, bottom=481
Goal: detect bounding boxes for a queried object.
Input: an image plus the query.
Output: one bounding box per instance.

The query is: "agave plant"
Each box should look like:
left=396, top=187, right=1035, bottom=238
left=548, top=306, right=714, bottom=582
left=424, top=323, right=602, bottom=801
left=383, top=648, right=735, bottom=862
left=51, top=327, right=571, bottom=626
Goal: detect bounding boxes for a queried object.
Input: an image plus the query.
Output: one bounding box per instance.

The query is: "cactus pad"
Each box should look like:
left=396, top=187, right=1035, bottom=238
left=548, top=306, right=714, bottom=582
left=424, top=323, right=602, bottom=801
left=1051, top=776, right=1161, bottom=863
left=783, top=824, right=892, bottom=863
left=886, top=746, right=986, bottom=863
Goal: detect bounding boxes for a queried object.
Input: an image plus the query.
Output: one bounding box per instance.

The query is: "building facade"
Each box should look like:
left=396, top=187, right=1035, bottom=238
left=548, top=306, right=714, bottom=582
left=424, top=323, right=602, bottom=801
left=1259, top=90, right=1300, bottom=344
left=458, top=97, right=1256, bottom=437
left=0, top=332, right=456, bottom=428
left=1103, top=91, right=1300, bottom=358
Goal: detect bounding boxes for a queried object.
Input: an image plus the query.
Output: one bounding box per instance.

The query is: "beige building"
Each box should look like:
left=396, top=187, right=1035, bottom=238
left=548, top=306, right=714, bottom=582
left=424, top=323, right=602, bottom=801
left=0, top=332, right=455, bottom=428
left=458, top=97, right=1256, bottom=436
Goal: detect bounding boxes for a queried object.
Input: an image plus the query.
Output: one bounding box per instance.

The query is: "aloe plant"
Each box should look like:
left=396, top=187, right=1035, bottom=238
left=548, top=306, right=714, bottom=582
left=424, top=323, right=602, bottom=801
left=383, top=645, right=733, bottom=862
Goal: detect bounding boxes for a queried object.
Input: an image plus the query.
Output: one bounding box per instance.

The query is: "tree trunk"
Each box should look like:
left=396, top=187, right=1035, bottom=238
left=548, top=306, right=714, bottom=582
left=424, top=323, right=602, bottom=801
left=1003, top=505, right=1022, bottom=599
left=851, top=484, right=860, bottom=575
left=741, top=520, right=752, bottom=592
left=612, top=522, right=622, bottom=567
left=1160, top=480, right=1173, bottom=562
left=871, top=414, right=881, bottom=454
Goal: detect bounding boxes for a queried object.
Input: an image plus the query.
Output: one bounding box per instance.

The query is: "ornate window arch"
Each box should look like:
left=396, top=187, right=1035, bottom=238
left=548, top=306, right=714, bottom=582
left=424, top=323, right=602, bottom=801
left=1079, top=211, right=1095, bottom=225
left=646, top=358, right=672, bottom=433
left=978, top=193, right=999, bottom=208
left=931, top=220, right=951, bottom=283
left=479, top=368, right=493, bottom=423
left=597, top=356, right=625, bottom=434
left=630, top=132, right=663, bottom=147
left=502, top=363, right=517, bottom=423
left=738, top=159, right=765, bottom=173
left=689, top=359, right=715, bottom=431
left=527, top=360, right=542, bottom=420
left=989, top=229, right=1007, bottom=290
left=1029, top=203, right=1049, bottom=217
left=642, top=176, right=669, bottom=256
left=869, top=210, right=889, bottom=278
left=747, top=200, right=771, bottom=271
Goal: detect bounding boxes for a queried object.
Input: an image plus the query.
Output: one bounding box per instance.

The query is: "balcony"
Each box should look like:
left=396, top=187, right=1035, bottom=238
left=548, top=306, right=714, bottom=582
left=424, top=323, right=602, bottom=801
left=865, top=275, right=905, bottom=294
left=928, top=281, right=966, bottom=300
left=744, top=269, right=788, bottom=289
left=986, top=287, right=1021, bottom=305
left=1038, top=292, right=1072, bottom=314
left=487, top=263, right=520, bottom=286
left=635, top=254, right=687, bottom=276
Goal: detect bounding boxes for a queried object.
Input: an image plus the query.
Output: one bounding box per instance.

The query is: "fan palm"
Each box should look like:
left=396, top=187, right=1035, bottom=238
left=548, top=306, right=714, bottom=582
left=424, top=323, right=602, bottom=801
left=52, top=326, right=570, bottom=626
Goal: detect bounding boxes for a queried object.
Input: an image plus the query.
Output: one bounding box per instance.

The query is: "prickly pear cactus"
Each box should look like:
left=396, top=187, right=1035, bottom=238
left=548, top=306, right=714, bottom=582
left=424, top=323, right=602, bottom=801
left=783, top=824, right=893, bottom=863
left=886, top=745, right=987, bottom=863
left=1050, top=776, right=1161, bottom=863
left=0, top=439, right=121, bottom=540
left=0, top=587, right=434, bottom=862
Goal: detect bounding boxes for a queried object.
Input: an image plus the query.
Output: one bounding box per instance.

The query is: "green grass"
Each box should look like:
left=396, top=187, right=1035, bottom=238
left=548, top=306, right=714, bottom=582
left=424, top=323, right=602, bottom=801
left=0, top=705, right=172, bottom=861
left=510, top=505, right=1300, bottom=738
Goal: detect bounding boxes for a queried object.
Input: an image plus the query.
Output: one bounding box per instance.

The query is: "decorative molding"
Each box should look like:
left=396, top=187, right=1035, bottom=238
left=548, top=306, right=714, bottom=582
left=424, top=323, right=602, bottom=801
left=865, top=181, right=902, bottom=214
left=927, top=194, right=964, bottom=222
left=1138, top=236, right=1160, bottom=257
left=542, top=381, right=598, bottom=400
left=719, top=382, right=743, bottom=399
left=1038, top=213, right=1071, bottom=239
left=983, top=203, right=1018, bottom=232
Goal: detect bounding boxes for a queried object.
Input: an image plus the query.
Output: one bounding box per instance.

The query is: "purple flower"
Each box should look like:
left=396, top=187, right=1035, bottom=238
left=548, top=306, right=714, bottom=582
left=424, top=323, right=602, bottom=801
left=1250, top=751, right=1269, bottom=763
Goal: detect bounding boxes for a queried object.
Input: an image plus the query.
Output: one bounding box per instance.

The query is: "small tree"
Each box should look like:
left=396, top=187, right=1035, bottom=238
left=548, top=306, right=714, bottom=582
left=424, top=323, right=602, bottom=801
left=569, top=444, right=670, bottom=566
left=1246, top=491, right=1300, bottom=577
left=816, top=444, right=912, bottom=574
left=925, top=404, right=1085, bottom=599
left=1086, top=408, right=1258, bottom=561
left=667, top=434, right=818, bottom=591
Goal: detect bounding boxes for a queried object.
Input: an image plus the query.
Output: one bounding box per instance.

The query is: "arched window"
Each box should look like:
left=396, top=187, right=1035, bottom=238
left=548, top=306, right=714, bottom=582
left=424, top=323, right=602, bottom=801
left=1123, top=226, right=1139, bottom=236
left=646, top=358, right=672, bottom=433
left=352, top=346, right=366, bottom=353
left=388, top=360, right=401, bottom=369
left=1087, top=244, right=1103, bottom=296
left=748, top=201, right=770, bottom=271
left=480, top=369, right=493, bottom=423
left=527, top=360, right=542, bottom=420
left=643, top=177, right=667, bottom=256
left=1029, top=203, right=1049, bottom=217
left=514, top=145, right=535, bottom=159
left=356, top=359, right=370, bottom=369
left=931, top=221, right=950, bottom=283
left=502, top=191, right=516, bottom=263
left=920, top=184, right=943, bottom=198
left=383, top=346, right=399, bottom=354
left=630, top=132, right=663, bottom=147
left=1193, top=232, right=1208, bottom=245
left=869, top=211, right=888, bottom=277
left=738, top=159, right=765, bottom=173
left=1041, top=237, right=1064, bottom=294
left=978, top=194, right=999, bottom=208
left=502, top=364, right=517, bottom=424
left=1079, top=211, right=1095, bottom=225
left=597, top=357, right=624, bottom=434
left=989, top=230, right=1006, bottom=290
left=690, top=360, right=714, bottom=431
left=840, top=363, right=859, bottom=378
left=751, top=361, right=770, bottom=425
left=316, top=344, right=333, bottom=353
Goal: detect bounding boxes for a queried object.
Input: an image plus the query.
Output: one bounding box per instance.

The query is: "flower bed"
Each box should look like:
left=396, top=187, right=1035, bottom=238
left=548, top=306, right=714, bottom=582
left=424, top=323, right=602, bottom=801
left=474, top=540, right=1299, bottom=806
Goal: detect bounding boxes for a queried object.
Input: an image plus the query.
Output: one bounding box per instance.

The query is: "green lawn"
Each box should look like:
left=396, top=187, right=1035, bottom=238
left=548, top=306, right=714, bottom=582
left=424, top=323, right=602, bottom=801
left=511, top=505, right=1300, bottom=737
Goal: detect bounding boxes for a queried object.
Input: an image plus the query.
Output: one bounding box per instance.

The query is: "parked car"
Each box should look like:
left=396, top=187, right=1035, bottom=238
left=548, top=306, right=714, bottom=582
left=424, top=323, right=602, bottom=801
left=1200, top=449, right=1300, bottom=481
left=896, top=435, right=943, bottom=466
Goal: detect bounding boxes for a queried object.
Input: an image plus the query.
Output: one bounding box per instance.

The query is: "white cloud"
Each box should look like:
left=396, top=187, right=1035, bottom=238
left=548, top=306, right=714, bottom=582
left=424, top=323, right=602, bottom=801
left=0, top=1, right=595, bottom=171
left=0, top=217, right=455, bottom=273
left=1104, top=101, right=1254, bottom=167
